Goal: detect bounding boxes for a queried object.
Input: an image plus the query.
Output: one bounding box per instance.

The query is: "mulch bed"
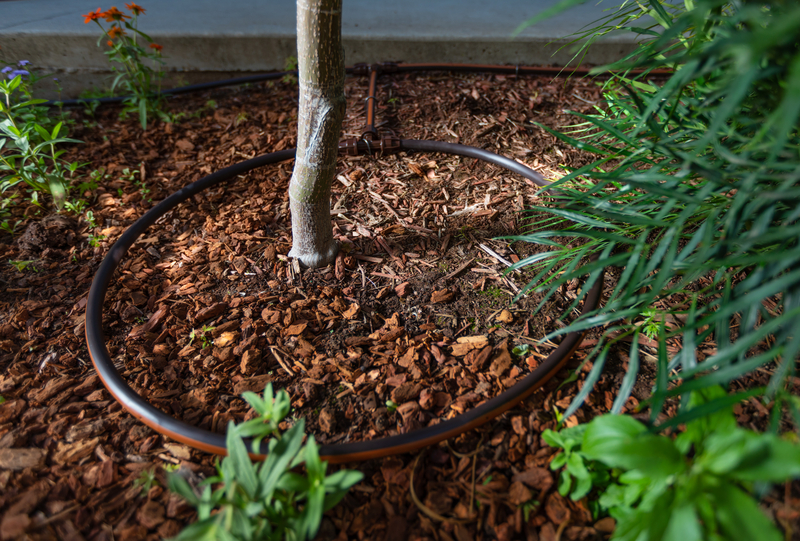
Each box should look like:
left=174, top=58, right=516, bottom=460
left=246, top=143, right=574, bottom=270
left=1, top=69, right=798, bottom=541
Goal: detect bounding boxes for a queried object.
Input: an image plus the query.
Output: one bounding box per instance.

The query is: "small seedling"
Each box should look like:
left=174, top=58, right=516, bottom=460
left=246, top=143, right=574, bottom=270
left=0, top=220, right=20, bottom=235
left=63, top=199, right=87, bottom=214
left=512, top=344, right=531, bottom=357
left=88, top=234, right=106, bottom=247
left=639, top=308, right=661, bottom=340
left=282, top=55, right=298, bottom=84
left=234, top=111, right=248, bottom=126
left=385, top=399, right=398, bottom=414
left=189, top=325, right=214, bottom=349
left=8, top=259, right=35, bottom=272
left=133, top=468, right=158, bottom=497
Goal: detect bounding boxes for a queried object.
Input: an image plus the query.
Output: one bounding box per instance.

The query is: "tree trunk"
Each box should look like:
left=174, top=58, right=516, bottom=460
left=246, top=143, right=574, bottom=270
left=287, top=0, right=345, bottom=268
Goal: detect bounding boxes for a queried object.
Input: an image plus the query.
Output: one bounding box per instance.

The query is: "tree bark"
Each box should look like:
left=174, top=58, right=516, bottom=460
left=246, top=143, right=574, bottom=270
left=287, top=0, right=345, bottom=268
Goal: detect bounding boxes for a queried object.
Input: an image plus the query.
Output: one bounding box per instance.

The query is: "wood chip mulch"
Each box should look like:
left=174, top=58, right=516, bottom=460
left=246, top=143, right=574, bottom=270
left=1, top=69, right=798, bottom=541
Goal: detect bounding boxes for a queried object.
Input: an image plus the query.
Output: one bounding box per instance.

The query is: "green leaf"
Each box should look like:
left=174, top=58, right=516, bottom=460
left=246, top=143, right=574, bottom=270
left=725, top=433, right=800, bottom=482
left=710, top=483, right=783, bottom=541
left=138, top=98, right=148, bottom=130
left=323, top=469, right=363, bottom=493
left=33, top=124, right=51, bottom=142
left=167, top=473, right=201, bottom=506
left=301, top=484, right=326, bottom=539
left=583, top=415, right=685, bottom=478
left=224, top=421, right=258, bottom=499
left=166, top=517, right=219, bottom=541
left=612, top=332, right=640, bottom=414
left=276, top=471, right=309, bottom=493
left=257, top=419, right=305, bottom=500
left=663, top=503, right=703, bottom=541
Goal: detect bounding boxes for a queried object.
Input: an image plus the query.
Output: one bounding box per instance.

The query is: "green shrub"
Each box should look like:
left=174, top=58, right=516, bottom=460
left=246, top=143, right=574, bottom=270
left=168, top=384, right=363, bottom=540
left=510, top=0, right=800, bottom=421
left=544, top=387, right=800, bottom=541
left=0, top=67, right=83, bottom=210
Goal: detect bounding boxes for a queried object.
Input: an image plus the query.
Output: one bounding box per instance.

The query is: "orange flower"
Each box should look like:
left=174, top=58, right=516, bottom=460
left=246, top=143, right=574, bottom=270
left=103, top=6, right=131, bottom=22
left=83, top=7, right=103, bottom=24
left=125, top=3, right=145, bottom=15
left=149, top=43, right=163, bottom=52
left=107, top=40, right=114, bottom=46
left=107, top=25, right=126, bottom=39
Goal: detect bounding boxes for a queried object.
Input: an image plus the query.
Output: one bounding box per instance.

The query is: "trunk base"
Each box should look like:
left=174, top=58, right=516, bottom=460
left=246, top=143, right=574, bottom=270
left=288, top=239, right=339, bottom=268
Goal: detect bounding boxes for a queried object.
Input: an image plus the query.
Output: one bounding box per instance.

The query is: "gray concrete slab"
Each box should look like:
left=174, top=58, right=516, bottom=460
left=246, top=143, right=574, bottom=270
left=0, top=0, right=638, bottom=98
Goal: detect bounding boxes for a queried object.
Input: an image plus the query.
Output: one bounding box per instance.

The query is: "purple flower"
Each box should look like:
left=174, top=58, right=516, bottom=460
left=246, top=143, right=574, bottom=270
left=17, top=60, right=30, bottom=66
left=0, top=66, right=12, bottom=74
left=8, top=69, right=29, bottom=79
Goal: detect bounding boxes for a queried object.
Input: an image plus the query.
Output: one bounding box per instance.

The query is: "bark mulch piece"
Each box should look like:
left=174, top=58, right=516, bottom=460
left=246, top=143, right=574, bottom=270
left=1, top=70, right=798, bottom=540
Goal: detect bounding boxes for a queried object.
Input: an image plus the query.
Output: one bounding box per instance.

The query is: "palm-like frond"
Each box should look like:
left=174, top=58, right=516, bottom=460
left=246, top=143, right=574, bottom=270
left=509, top=0, right=800, bottom=421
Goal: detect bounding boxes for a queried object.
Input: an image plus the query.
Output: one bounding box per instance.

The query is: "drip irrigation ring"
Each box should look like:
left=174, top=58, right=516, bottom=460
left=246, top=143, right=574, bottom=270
left=86, top=139, right=604, bottom=464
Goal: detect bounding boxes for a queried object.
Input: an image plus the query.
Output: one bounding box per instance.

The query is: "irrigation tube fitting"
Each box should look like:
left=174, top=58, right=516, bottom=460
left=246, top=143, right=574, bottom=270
left=86, top=140, right=605, bottom=463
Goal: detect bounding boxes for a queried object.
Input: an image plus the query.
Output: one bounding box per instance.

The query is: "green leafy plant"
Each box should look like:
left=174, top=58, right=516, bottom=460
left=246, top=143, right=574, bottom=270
left=83, top=4, right=167, bottom=129
left=508, top=0, right=800, bottom=420
left=282, top=56, right=298, bottom=84
left=544, top=387, right=800, bottom=541
left=134, top=468, right=159, bottom=497
left=8, top=259, right=36, bottom=272
left=0, top=69, right=84, bottom=209
left=84, top=210, right=98, bottom=228
left=88, top=234, right=107, bottom=247
left=168, top=383, right=363, bottom=540
left=385, top=399, right=398, bottom=414
left=189, top=325, right=215, bottom=349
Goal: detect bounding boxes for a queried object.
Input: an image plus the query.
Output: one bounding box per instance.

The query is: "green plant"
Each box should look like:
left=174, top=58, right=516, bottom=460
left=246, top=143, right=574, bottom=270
left=189, top=325, right=215, bottom=349
left=83, top=4, right=167, bottom=129
left=545, top=387, right=800, bottom=540
left=282, top=56, right=298, bottom=84
left=385, top=399, right=398, bottom=414
left=511, top=343, right=531, bottom=357
left=0, top=219, right=19, bottom=235
left=0, top=69, right=84, bottom=209
left=134, top=468, right=159, bottom=497
left=88, top=234, right=106, bottom=247
left=191, top=99, right=217, bottom=119
left=639, top=308, right=661, bottom=341
left=8, top=259, right=35, bottom=272
left=84, top=210, right=98, bottom=228
left=168, top=383, right=363, bottom=540
left=509, top=0, right=800, bottom=421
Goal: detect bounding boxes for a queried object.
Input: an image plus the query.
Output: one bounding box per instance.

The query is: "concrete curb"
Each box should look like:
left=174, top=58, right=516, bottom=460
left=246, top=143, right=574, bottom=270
left=0, top=0, right=639, bottom=98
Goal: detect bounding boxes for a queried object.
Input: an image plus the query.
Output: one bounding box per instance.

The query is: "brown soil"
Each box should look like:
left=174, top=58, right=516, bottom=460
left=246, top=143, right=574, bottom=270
left=0, top=70, right=797, bottom=541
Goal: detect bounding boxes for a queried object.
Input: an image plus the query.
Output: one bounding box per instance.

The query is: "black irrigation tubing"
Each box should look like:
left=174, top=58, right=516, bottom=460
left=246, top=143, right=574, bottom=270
left=46, top=62, right=672, bottom=108
left=85, top=139, right=606, bottom=464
